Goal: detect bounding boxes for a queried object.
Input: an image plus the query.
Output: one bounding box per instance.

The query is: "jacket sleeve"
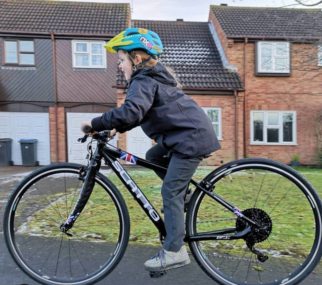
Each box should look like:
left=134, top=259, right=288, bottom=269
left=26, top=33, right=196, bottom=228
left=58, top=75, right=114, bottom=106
left=91, top=77, right=156, bottom=132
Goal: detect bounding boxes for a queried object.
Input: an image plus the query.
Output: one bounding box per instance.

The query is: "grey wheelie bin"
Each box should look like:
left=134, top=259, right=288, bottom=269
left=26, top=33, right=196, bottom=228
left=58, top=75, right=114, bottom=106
left=0, top=138, right=13, bottom=166
left=19, top=139, right=39, bottom=166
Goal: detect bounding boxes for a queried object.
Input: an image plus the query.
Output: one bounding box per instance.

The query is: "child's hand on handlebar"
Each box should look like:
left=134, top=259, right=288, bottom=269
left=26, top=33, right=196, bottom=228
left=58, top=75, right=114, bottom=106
left=108, top=129, right=117, bottom=138
left=81, top=121, right=96, bottom=135
left=81, top=121, right=116, bottom=139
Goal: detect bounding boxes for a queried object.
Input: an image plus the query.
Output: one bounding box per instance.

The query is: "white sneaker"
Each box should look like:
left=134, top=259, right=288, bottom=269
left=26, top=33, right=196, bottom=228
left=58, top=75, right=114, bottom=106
left=144, top=245, right=190, bottom=272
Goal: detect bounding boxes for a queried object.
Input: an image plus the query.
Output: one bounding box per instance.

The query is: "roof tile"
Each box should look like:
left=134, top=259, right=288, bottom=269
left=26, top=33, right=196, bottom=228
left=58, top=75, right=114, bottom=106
left=0, top=0, right=130, bottom=35
left=211, top=5, right=322, bottom=40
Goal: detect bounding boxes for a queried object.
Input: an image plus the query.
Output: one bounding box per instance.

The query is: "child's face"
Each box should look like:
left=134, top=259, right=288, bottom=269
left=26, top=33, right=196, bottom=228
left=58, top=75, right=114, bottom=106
left=117, top=50, right=133, bottom=81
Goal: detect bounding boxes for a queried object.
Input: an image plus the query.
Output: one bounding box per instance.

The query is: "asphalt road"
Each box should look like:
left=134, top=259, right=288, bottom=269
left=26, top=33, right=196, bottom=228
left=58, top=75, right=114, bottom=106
left=0, top=233, right=221, bottom=285
left=1, top=166, right=322, bottom=285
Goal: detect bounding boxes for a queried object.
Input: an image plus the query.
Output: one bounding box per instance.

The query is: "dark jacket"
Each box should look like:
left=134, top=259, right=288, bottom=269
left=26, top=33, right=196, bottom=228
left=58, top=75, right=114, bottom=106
left=91, top=62, right=221, bottom=158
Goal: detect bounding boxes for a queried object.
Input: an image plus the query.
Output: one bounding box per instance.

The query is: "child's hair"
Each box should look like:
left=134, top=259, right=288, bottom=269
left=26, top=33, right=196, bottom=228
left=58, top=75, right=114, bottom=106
left=163, top=64, right=182, bottom=89
left=128, top=49, right=182, bottom=89
left=128, top=49, right=157, bottom=68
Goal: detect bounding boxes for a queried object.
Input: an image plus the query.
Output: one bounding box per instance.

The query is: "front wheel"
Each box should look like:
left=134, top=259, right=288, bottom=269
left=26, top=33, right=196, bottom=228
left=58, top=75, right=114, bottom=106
left=3, top=163, right=130, bottom=285
left=186, top=158, right=322, bottom=285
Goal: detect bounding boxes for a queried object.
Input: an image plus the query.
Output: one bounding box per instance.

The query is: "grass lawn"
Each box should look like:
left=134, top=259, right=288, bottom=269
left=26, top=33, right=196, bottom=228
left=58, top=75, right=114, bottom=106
left=292, top=166, right=322, bottom=195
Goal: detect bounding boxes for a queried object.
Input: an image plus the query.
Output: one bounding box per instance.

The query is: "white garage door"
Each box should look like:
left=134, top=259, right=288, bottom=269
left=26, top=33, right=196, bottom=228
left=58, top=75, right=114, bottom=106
left=0, top=112, right=50, bottom=165
left=127, top=126, right=152, bottom=159
left=67, top=113, right=117, bottom=164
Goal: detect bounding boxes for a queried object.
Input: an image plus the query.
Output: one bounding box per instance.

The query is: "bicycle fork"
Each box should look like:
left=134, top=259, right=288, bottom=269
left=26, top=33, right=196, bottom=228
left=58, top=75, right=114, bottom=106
left=60, top=161, right=99, bottom=236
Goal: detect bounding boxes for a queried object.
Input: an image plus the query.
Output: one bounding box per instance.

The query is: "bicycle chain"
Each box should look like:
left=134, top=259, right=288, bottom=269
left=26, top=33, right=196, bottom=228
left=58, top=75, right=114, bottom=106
left=197, top=217, right=236, bottom=224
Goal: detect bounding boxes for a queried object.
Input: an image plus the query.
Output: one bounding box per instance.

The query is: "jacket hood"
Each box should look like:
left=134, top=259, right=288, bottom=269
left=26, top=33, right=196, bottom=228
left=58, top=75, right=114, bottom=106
left=130, top=62, right=177, bottom=87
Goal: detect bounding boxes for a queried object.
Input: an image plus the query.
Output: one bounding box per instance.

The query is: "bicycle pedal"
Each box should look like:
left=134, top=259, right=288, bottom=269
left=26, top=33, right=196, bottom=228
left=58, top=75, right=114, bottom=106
left=149, top=270, right=167, bottom=278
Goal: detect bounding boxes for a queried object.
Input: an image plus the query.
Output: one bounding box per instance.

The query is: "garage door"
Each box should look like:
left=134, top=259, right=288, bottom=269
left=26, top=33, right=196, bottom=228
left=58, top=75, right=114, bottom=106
left=67, top=113, right=117, bottom=164
left=127, top=126, right=152, bottom=159
left=0, top=112, right=50, bottom=165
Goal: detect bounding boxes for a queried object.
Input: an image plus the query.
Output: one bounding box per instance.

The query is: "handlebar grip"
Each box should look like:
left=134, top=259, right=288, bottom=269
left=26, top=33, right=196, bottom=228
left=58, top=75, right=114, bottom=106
left=78, top=134, right=88, bottom=143
left=81, top=124, right=94, bottom=134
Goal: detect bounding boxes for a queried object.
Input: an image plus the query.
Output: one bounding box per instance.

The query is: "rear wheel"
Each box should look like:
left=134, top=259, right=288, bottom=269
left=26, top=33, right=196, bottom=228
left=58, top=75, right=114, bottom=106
left=187, top=158, right=322, bottom=285
left=4, top=163, right=130, bottom=285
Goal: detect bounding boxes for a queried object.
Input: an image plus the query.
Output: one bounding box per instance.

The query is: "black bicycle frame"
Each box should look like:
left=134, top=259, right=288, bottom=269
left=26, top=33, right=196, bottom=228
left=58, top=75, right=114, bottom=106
left=61, top=139, right=256, bottom=242
left=100, top=143, right=256, bottom=242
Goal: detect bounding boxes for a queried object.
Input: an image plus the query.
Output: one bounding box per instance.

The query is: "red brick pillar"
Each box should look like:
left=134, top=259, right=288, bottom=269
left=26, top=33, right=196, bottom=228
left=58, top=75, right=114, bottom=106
left=49, top=106, right=66, bottom=162
left=116, top=89, right=127, bottom=151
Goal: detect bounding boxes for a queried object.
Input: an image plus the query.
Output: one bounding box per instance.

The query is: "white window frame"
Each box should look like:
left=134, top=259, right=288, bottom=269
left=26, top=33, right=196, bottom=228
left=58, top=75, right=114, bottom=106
left=318, top=45, right=322, bottom=67
left=257, top=41, right=290, bottom=74
left=4, top=40, right=35, bottom=65
left=250, top=111, right=297, bottom=145
left=72, top=40, right=106, bottom=69
left=203, top=107, right=222, bottom=140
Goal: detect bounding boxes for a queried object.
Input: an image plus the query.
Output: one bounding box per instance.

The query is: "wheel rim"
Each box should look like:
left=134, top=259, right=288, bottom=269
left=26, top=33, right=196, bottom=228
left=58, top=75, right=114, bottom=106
left=6, top=168, right=126, bottom=285
left=189, top=164, right=322, bottom=285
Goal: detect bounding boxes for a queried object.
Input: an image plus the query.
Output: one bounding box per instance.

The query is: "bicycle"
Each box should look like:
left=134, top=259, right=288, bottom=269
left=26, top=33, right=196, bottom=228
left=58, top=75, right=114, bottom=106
left=3, top=130, right=322, bottom=285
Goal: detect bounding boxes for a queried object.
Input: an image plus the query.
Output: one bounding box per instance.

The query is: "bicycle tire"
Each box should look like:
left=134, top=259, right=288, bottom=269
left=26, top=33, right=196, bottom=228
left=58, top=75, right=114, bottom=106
left=3, top=163, right=130, bottom=285
left=186, top=158, right=322, bottom=285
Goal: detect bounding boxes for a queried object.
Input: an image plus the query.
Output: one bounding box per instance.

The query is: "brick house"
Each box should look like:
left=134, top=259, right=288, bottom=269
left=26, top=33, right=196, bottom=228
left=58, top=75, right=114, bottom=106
left=209, top=5, right=322, bottom=165
left=0, top=0, right=130, bottom=165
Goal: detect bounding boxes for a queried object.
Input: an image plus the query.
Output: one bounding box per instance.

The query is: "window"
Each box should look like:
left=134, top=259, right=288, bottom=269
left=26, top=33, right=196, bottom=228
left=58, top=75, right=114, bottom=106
left=318, top=45, right=322, bottom=66
left=256, top=41, right=290, bottom=74
left=72, top=41, right=106, bottom=68
left=4, top=40, right=35, bottom=65
left=203, top=108, right=222, bottom=140
left=251, top=111, right=296, bottom=144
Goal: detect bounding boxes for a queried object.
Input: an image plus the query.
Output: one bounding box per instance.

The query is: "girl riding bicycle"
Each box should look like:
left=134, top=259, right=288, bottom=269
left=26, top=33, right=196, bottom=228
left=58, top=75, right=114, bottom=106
left=84, top=27, right=220, bottom=273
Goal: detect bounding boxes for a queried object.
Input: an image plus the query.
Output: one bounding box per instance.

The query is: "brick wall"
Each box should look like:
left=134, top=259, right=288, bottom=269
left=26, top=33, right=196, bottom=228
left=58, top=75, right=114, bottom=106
left=193, top=94, right=241, bottom=165
left=245, top=92, right=322, bottom=164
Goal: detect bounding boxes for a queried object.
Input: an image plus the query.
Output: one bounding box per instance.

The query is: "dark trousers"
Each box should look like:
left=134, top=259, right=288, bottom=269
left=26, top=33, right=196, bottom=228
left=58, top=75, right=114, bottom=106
left=146, top=144, right=201, bottom=251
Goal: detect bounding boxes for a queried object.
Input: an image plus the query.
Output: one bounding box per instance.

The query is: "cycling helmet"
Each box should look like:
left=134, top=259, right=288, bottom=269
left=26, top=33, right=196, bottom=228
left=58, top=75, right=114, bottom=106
left=105, top=27, right=163, bottom=56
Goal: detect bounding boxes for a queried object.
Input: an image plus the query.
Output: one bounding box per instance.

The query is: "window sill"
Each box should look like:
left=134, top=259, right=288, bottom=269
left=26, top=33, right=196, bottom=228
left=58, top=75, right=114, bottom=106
left=250, top=142, right=297, bottom=146
left=73, top=66, right=106, bottom=70
left=1, top=66, right=36, bottom=71
left=255, top=72, right=290, bottom=77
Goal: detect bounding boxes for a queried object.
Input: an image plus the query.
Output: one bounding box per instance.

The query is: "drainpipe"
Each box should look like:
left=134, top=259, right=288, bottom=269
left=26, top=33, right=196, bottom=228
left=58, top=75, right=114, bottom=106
left=243, top=37, right=248, bottom=158
left=51, top=32, right=59, bottom=162
left=234, top=90, right=238, bottom=160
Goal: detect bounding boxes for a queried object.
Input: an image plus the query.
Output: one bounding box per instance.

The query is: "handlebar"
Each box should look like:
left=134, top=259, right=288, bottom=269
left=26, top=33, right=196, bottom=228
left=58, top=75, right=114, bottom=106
left=78, top=130, right=116, bottom=144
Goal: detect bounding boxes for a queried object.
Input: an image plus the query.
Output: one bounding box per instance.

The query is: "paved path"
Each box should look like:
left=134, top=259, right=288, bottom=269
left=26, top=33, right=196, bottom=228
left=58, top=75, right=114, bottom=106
left=1, top=166, right=322, bottom=285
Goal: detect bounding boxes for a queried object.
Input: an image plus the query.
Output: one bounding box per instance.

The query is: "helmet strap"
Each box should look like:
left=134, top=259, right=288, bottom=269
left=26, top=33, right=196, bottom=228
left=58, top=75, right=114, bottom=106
left=129, top=53, right=153, bottom=71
